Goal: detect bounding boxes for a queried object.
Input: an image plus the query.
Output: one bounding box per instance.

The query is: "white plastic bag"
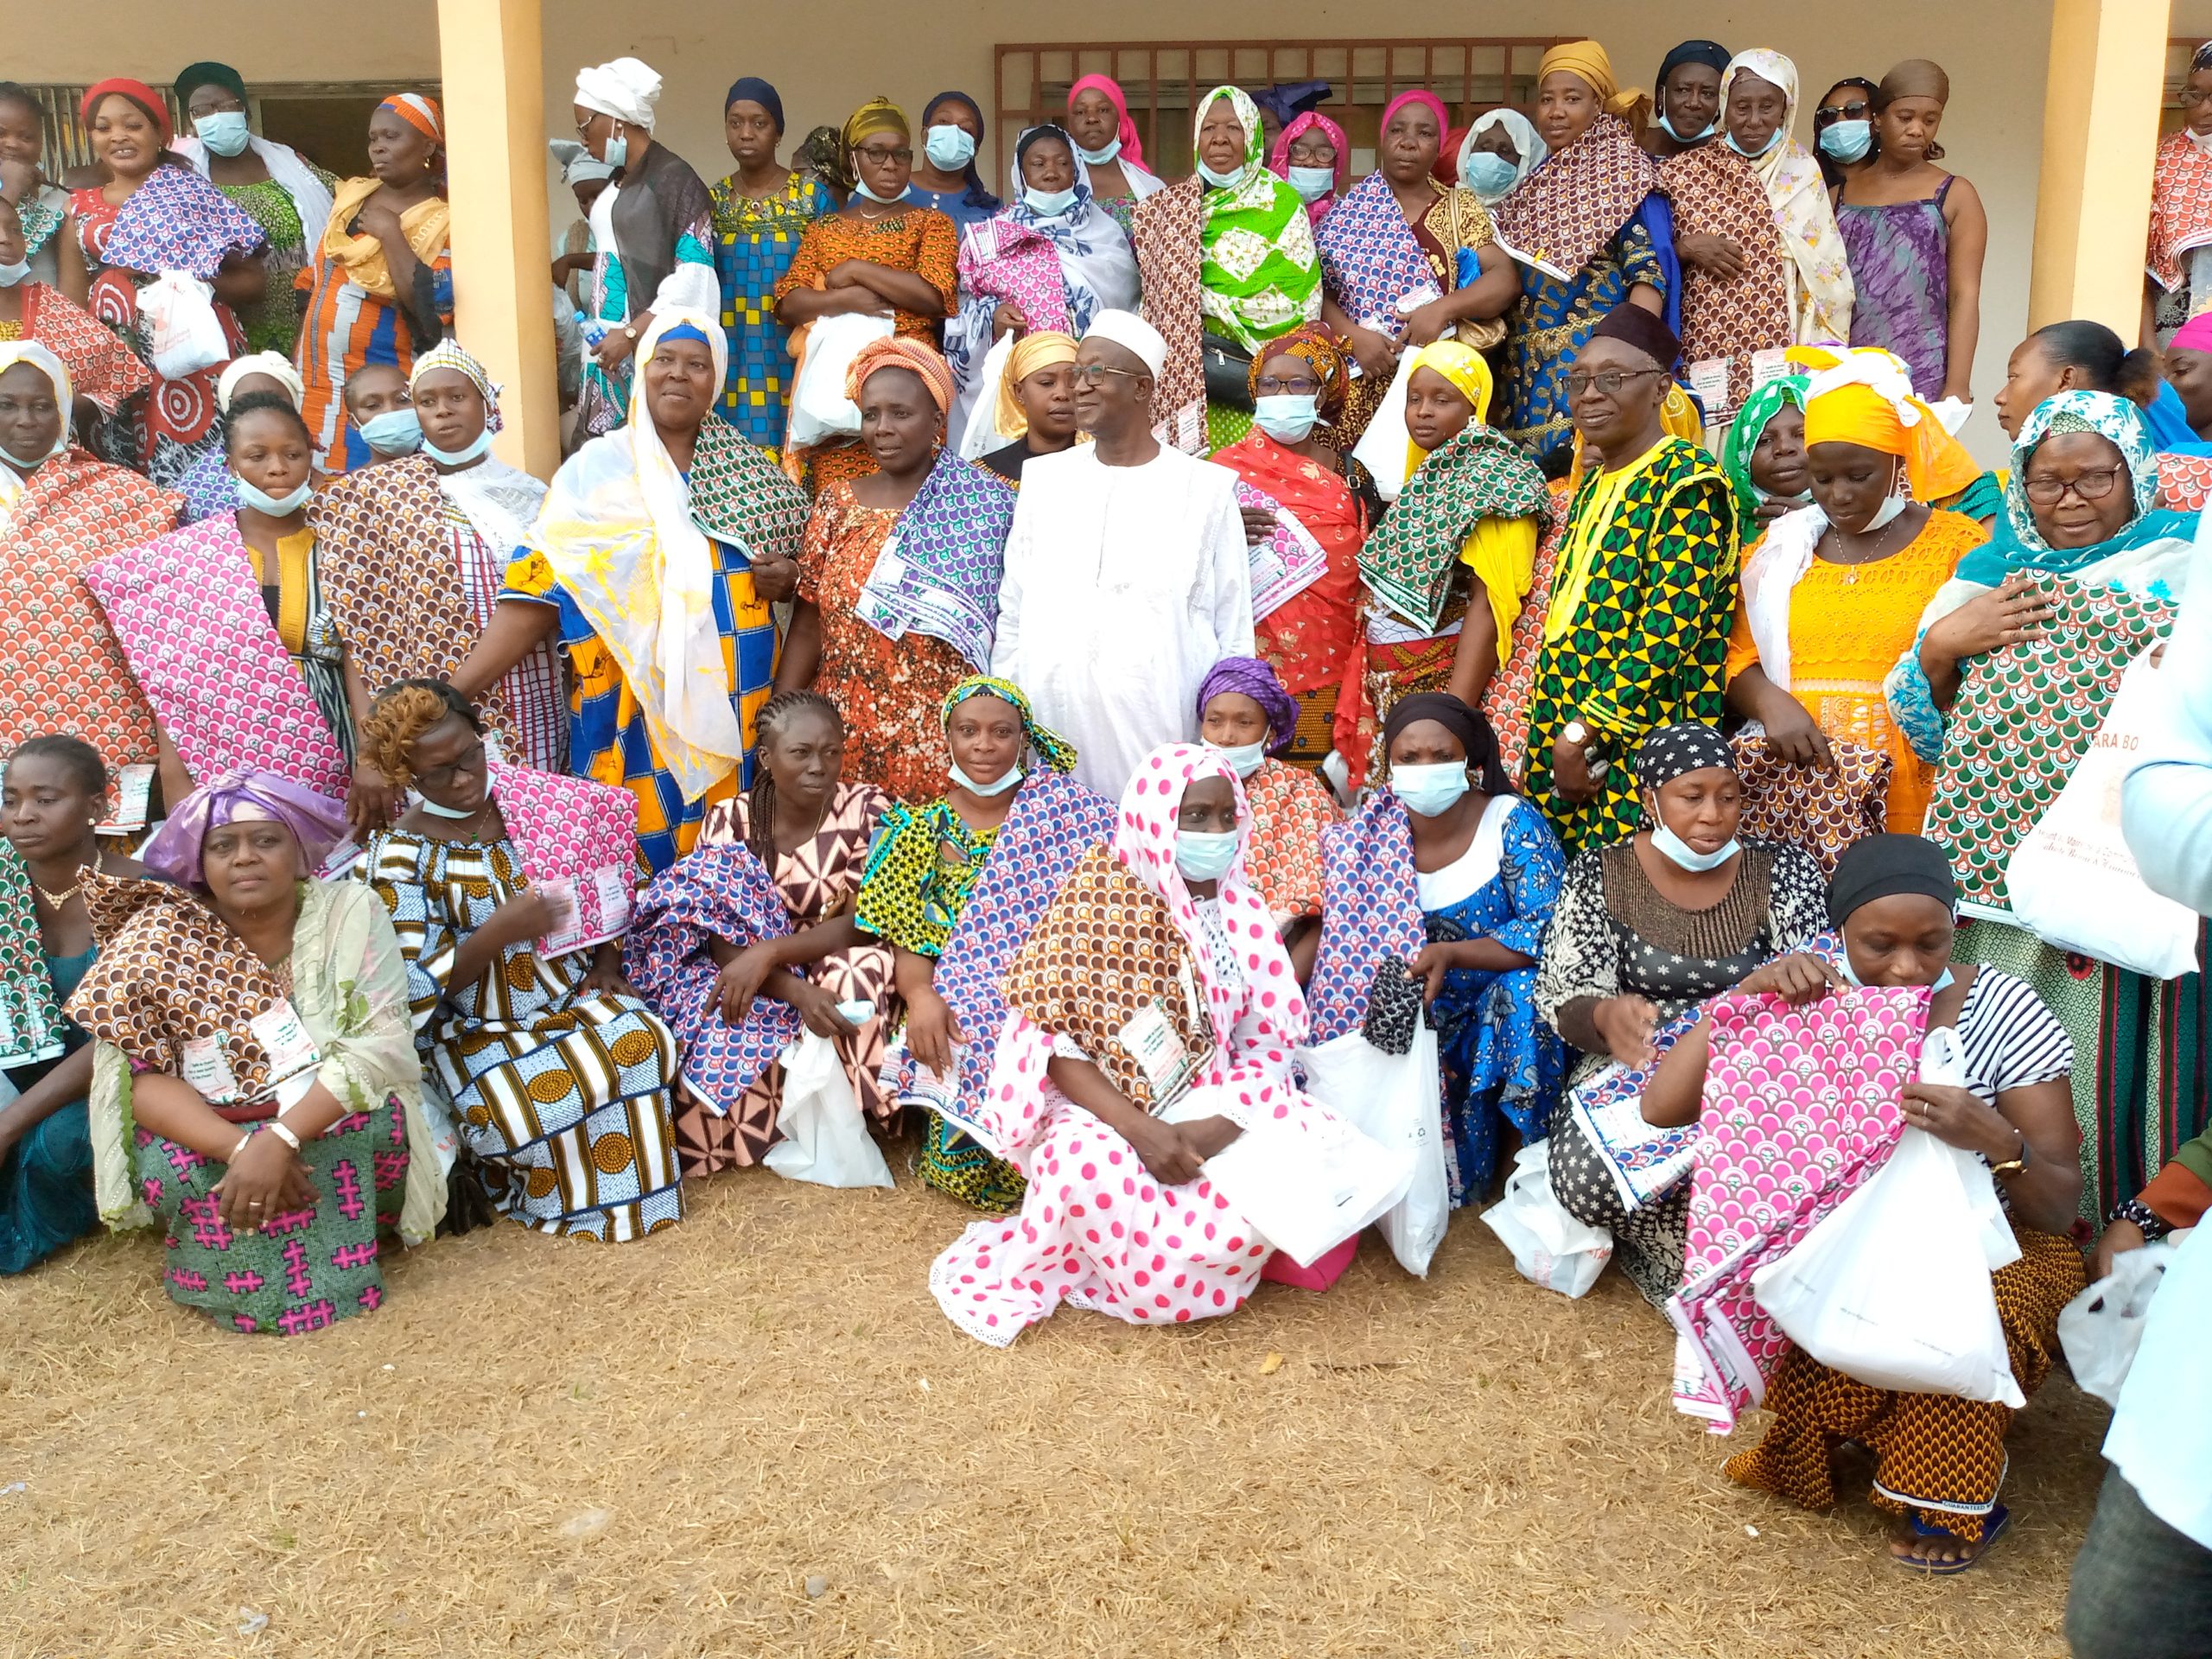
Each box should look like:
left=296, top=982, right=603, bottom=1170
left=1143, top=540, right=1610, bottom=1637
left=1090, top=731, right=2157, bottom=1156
left=2006, top=650, right=2202, bottom=980
left=140, top=272, right=231, bottom=379
left=1295, top=1023, right=1451, bottom=1275
left=2058, top=1234, right=2190, bottom=1408
left=1751, top=1127, right=2024, bottom=1404
left=957, top=331, right=1019, bottom=460
left=1349, top=353, right=1419, bottom=501
left=1479, top=1139, right=1613, bottom=1298
left=1159, top=1083, right=1413, bottom=1269
left=1920, top=1027, right=2020, bottom=1272
left=785, top=312, right=897, bottom=449
left=760, top=1030, right=894, bottom=1189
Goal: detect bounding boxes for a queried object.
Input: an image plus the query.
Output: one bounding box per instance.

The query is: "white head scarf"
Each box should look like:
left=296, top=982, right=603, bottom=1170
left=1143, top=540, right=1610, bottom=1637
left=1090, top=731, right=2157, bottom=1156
left=216, top=351, right=305, bottom=413
left=1459, top=110, right=1548, bottom=201
left=0, top=340, right=73, bottom=480
left=575, top=58, right=663, bottom=132
left=526, top=310, right=741, bottom=800
left=1082, top=308, right=1167, bottom=378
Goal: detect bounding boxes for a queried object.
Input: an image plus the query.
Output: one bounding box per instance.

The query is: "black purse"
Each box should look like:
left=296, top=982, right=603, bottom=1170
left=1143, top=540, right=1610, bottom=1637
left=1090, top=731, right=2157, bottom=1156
left=1202, top=333, right=1255, bottom=410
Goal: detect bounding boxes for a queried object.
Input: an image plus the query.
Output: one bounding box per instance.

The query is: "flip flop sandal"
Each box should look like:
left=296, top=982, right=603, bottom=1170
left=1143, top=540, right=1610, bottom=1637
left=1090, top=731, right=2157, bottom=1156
left=1898, top=1504, right=2011, bottom=1575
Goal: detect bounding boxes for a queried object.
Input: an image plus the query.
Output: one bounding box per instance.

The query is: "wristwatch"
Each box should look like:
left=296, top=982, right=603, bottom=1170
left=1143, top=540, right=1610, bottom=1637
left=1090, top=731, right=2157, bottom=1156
left=1561, top=719, right=1593, bottom=749
left=621, top=321, right=640, bottom=343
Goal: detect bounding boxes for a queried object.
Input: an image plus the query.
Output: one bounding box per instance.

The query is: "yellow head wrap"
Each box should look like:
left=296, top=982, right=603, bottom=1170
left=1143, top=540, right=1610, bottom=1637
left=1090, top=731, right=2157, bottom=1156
left=995, top=331, right=1079, bottom=442
left=1402, top=340, right=1495, bottom=476
left=1789, top=344, right=1980, bottom=504
left=1537, top=41, right=1651, bottom=127
left=842, top=96, right=909, bottom=154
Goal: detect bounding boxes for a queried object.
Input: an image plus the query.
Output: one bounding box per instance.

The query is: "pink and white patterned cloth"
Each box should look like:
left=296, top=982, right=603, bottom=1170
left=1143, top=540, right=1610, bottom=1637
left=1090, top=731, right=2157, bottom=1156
left=1666, top=982, right=1929, bottom=1433
left=82, top=517, right=348, bottom=800
left=929, top=743, right=1343, bottom=1346
left=488, top=762, right=641, bottom=957
left=954, top=219, right=1076, bottom=337
left=1233, top=478, right=1329, bottom=623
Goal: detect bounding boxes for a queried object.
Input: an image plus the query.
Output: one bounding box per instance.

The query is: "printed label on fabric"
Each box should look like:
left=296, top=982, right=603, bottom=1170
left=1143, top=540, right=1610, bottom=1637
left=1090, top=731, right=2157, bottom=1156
left=99, top=763, right=156, bottom=832
left=1687, top=357, right=1730, bottom=416
left=592, top=865, right=634, bottom=933
left=1749, top=347, right=1791, bottom=391
left=249, top=1000, right=321, bottom=1084
left=1119, top=997, right=1199, bottom=1110
left=536, top=875, right=583, bottom=956
left=181, top=1034, right=241, bottom=1102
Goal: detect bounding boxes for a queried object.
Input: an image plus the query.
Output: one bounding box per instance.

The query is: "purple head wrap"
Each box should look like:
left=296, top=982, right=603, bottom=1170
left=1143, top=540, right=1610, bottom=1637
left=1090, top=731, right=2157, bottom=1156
left=1196, top=655, right=1300, bottom=753
left=142, top=770, right=350, bottom=889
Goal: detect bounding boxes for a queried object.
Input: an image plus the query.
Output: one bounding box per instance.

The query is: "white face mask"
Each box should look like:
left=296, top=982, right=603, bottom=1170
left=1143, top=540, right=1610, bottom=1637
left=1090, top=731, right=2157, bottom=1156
left=235, top=474, right=312, bottom=516
left=925, top=124, right=977, bottom=171
left=1205, top=739, right=1268, bottom=779
left=1650, top=820, right=1740, bottom=872
left=1074, top=137, right=1122, bottom=165
left=602, top=132, right=629, bottom=172
left=1023, top=186, right=1078, bottom=217
left=950, top=760, right=1022, bottom=798
left=1287, top=165, right=1336, bottom=202
left=1391, top=761, right=1471, bottom=818
left=1863, top=493, right=1909, bottom=531
left=1837, top=948, right=1955, bottom=993
left=1251, top=394, right=1319, bottom=444
left=1175, top=829, right=1240, bottom=883
left=0, top=257, right=30, bottom=288
left=1196, top=159, right=1244, bottom=189
left=422, top=427, right=494, bottom=467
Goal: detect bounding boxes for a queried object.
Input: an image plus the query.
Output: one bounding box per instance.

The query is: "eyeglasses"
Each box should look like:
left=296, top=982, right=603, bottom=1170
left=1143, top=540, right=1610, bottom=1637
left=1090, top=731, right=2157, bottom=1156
left=1254, top=374, right=1320, bottom=396
left=1563, top=366, right=1662, bottom=398
left=2183, top=87, right=2212, bottom=108
left=1068, top=362, right=1142, bottom=385
left=414, top=735, right=486, bottom=791
left=855, top=145, right=913, bottom=165
left=1813, top=101, right=1872, bottom=127
left=2022, top=466, right=2126, bottom=505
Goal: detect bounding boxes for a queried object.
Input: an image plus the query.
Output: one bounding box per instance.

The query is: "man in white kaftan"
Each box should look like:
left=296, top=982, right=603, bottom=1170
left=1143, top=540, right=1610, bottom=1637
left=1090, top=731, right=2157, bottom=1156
left=991, top=311, right=1253, bottom=798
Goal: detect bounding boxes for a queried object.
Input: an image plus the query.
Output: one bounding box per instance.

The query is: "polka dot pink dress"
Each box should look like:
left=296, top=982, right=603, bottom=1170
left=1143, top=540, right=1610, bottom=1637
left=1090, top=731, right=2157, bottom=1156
left=929, top=743, right=1342, bottom=1347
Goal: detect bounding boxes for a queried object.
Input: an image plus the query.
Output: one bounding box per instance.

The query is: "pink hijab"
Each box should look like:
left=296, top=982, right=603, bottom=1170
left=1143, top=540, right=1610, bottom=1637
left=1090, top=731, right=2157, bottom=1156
left=1067, top=73, right=1147, bottom=170
left=1379, top=89, right=1452, bottom=153
left=1268, top=111, right=1350, bottom=225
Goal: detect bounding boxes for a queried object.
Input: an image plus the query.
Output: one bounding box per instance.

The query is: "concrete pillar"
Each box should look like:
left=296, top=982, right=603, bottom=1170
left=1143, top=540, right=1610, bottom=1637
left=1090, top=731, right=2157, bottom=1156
left=2028, top=0, right=2171, bottom=334
left=435, top=0, right=559, bottom=477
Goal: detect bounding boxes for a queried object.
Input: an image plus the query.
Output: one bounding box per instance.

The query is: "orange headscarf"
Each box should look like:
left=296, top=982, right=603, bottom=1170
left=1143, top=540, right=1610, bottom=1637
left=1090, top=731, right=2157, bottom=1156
left=1790, top=345, right=1980, bottom=504
left=846, top=336, right=955, bottom=412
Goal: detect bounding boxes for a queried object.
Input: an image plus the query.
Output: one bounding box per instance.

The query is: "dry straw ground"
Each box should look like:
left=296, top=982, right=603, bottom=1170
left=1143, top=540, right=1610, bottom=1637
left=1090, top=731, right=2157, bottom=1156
left=2, top=1139, right=2107, bottom=1658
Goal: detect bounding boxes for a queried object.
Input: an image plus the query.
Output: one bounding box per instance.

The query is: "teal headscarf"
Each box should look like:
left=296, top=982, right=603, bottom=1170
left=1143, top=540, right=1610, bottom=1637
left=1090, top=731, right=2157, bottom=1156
left=942, top=675, right=1078, bottom=774
left=1719, top=374, right=1809, bottom=528
left=1957, top=390, right=2196, bottom=584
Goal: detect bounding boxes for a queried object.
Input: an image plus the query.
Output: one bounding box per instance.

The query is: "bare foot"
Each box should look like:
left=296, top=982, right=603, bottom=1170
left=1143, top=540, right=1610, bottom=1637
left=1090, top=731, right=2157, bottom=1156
left=1889, top=1519, right=1986, bottom=1570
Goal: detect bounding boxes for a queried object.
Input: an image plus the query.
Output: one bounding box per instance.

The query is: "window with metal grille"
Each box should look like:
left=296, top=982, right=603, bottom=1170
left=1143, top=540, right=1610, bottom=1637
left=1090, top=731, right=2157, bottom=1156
left=21, top=82, right=437, bottom=187
left=991, top=39, right=1565, bottom=182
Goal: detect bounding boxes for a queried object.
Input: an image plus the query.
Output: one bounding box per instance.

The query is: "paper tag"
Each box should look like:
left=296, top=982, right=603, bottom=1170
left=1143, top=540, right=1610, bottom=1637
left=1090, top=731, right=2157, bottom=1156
left=249, top=999, right=321, bottom=1083
left=0, top=998, right=16, bottom=1049
left=1395, top=283, right=1443, bottom=315
left=181, top=1034, right=241, bottom=1102
left=99, top=763, right=156, bottom=831
left=1749, top=347, right=1791, bottom=391
left=1686, top=357, right=1730, bottom=416
left=1117, top=997, right=1199, bottom=1109
left=273, top=1067, right=319, bottom=1111
left=537, top=874, right=583, bottom=956
left=592, top=865, right=633, bottom=933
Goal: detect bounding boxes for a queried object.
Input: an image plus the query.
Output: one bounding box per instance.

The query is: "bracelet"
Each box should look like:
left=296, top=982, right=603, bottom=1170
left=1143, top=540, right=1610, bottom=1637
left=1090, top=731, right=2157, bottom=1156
left=265, top=1120, right=303, bottom=1154
left=226, top=1130, right=253, bottom=1163
left=2110, top=1198, right=2175, bottom=1243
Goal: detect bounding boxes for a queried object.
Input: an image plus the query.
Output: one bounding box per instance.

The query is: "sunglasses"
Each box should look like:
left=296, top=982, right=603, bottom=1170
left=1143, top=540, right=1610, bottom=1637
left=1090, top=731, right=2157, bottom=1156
left=1813, top=100, right=1872, bottom=128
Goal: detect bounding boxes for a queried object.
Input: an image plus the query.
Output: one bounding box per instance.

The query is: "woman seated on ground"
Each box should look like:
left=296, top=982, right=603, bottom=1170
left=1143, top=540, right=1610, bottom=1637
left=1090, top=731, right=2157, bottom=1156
left=1535, top=722, right=1827, bottom=1304
left=1643, top=835, right=2085, bottom=1573
left=1373, top=693, right=1564, bottom=1203
left=70, top=770, right=440, bottom=1334
left=1344, top=340, right=1548, bottom=790
left=626, top=692, right=893, bottom=1176
left=1892, top=387, right=2202, bottom=1232
left=311, top=340, right=566, bottom=775
left=1725, top=346, right=1987, bottom=833
left=0, top=738, right=149, bottom=1275
left=974, top=331, right=1079, bottom=486
left=857, top=675, right=1111, bottom=1213
left=1208, top=324, right=1381, bottom=772
left=1197, top=658, right=1337, bottom=969
left=929, top=742, right=1358, bottom=1346
left=355, top=683, right=683, bottom=1242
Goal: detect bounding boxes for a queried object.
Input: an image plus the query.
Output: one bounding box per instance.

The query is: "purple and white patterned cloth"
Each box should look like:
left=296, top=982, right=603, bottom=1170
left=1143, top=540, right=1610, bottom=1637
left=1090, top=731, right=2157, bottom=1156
left=854, top=451, right=1018, bottom=672
left=1314, top=170, right=1444, bottom=336
left=95, top=164, right=266, bottom=279
left=1304, top=791, right=1427, bottom=1046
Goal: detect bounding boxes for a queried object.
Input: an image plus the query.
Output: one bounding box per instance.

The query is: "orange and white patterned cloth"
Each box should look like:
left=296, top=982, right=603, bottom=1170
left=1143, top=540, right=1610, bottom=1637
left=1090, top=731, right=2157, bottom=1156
left=2148, top=130, right=2212, bottom=302
left=1238, top=757, right=1338, bottom=925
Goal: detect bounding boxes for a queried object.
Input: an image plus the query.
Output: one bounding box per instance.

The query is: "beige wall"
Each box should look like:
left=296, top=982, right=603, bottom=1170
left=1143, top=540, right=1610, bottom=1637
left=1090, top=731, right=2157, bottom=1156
left=25, top=3, right=2212, bottom=462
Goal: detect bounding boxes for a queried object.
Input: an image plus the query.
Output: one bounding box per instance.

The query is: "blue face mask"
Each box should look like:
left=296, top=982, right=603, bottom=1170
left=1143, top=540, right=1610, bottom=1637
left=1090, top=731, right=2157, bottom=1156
left=1205, top=739, right=1268, bottom=779
left=1175, top=828, right=1241, bottom=883
left=422, top=427, right=494, bottom=467
left=1251, top=393, right=1319, bottom=444
left=1074, top=137, right=1122, bottom=166
left=1287, top=165, right=1336, bottom=203
left=1196, top=159, right=1244, bottom=189
left=950, top=760, right=1023, bottom=798
left=1658, top=111, right=1719, bottom=144
left=852, top=175, right=906, bottom=204
left=359, top=407, right=423, bottom=455
left=1650, top=821, right=1741, bottom=873
left=1461, top=150, right=1521, bottom=201
left=925, top=124, right=977, bottom=171
left=602, top=133, right=629, bottom=172
left=235, top=474, right=311, bottom=516
left=1391, top=762, right=1471, bottom=819
left=194, top=110, right=252, bottom=158
left=1837, top=950, right=1955, bottom=993
left=1818, top=120, right=1872, bottom=163
left=1726, top=128, right=1784, bottom=159
left=0, top=257, right=29, bottom=288
left=1023, top=186, right=1078, bottom=217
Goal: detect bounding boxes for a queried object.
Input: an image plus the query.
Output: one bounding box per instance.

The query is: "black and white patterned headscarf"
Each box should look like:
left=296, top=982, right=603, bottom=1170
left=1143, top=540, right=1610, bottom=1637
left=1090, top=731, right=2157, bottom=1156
left=1634, top=722, right=1737, bottom=791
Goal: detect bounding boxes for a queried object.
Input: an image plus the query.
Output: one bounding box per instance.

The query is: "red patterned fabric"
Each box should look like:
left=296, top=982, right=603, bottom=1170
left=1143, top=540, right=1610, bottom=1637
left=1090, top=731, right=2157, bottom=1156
left=1213, top=432, right=1372, bottom=698
left=2158, top=450, right=2212, bottom=512
left=1730, top=734, right=1893, bottom=880
left=1128, top=176, right=1209, bottom=452
left=19, top=282, right=150, bottom=415
left=0, top=449, right=180, bottom=817
left=1479, top=487, right=1569, bottom=791
left=1659, top=142, right=1793, bottom=423
left=2148, top=130, right=2212, bottom=296
left=1239, top=758, right=1338, bottom=921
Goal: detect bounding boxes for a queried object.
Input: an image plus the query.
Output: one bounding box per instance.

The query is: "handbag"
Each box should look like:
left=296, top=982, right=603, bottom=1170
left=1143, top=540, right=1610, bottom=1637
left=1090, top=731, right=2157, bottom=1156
left=1360, top=958, right=1424, bottom=1055
left=1202, top=333, right=1255, bottom=410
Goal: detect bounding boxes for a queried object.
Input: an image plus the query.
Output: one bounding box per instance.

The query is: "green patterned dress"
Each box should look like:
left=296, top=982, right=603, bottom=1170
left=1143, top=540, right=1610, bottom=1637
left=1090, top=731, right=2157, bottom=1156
left=216, top=173, right=336, bottom=357
left=1521, top=435, right=1740, bottom=854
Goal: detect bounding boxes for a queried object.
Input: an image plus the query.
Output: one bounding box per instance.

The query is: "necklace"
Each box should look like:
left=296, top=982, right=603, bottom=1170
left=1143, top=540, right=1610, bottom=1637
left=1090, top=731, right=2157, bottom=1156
left=1824, top=513, right=1913, bottom=584
left=33, top=849, right=100, bottom=910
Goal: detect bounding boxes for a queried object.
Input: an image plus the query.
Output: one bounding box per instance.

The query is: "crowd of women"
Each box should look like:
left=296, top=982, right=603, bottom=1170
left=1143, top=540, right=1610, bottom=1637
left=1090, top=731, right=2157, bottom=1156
left=0, top=35, right=2208, bottom=1602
